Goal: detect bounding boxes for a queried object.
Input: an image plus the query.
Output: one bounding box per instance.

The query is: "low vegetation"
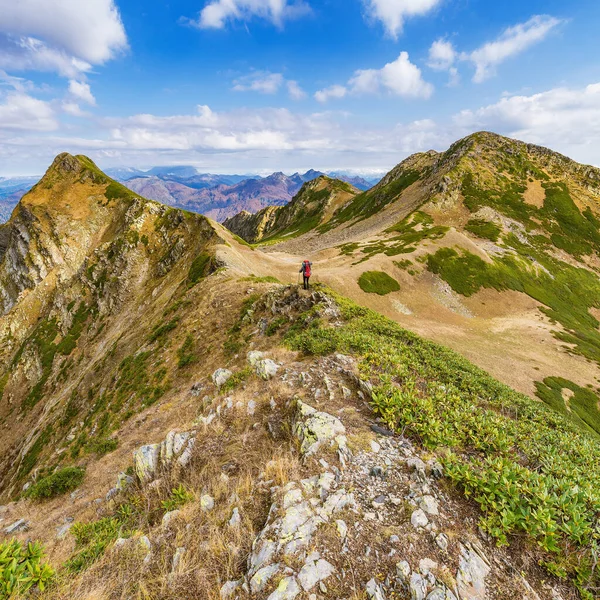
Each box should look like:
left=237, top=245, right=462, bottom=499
left=24, top=467, right=85, bottom=500
left=285, top=288, right=600, bottom=598
left=465, top=218, right=501, bottom=241
left=0, top=540, right=54, bottom=597
left=358, top=271, right=400, bottom=295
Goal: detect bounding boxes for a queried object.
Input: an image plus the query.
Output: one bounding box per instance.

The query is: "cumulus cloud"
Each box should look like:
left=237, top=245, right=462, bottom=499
left=466, top=15, right=563, bottom=82
left=68, top=80, right=96, bottom=105
left=428, top=39, right=456, bottom=71
left=363, top=0, right=443, bottom=38
left=0, top=93, right=57, bottom=131
left=191, top=0, right=311, bottom=29
left=316, top=52, right=433, bottom=102
left=314, top=84, right=348, bottom=103
left=1, top=0, right=127, bottom=65
left=349, top=52, right=433, bottom=98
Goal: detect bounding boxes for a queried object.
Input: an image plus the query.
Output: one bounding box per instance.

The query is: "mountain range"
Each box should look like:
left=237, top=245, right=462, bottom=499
left=0, top=133, right=599, bottom=600
left=0, top=167, right=378, bottom=226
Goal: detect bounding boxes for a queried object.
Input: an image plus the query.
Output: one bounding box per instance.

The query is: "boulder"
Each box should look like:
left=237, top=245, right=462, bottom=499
left=292, top=399, right=347, bottom=456
left=247, top=350, right=264, bottom=366
left=256, top=358, right=279, bottom=380
left=200, top=494, right=215, bottom=512
left=212, top=368, right=233, bottom=388
left=133, top=444, right=160, bottom=482
left=366, top=578, right=387, bottom=600
left=298, top=557, right=335, bottom=591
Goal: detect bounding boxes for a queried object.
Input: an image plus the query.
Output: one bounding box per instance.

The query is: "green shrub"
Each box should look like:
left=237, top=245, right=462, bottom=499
left=161, top=484, right=194, bottom=512
left=86, top=437, right=119, bottom=456
left=0, top=539, right=54, bottom=596
left=465, top=219, right=502, bottom=241
left=358, top=271, right=400, bottom=295
left=25, top=467, right=85, bottom=500
left=177, top=334, right=197, bottom=368
left=148, top=318, right=179, bottom=343
left=66, top=517, right=127, bottom=573
left=187, top=252, right=213, bottom=287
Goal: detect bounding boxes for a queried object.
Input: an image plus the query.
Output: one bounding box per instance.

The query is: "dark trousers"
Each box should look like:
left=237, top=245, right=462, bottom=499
left=303, top=275, right=310, bottom=289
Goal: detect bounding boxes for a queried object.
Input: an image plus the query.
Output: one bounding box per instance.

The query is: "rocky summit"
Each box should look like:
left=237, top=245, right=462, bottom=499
left=0, top=135, right=599, bottom=600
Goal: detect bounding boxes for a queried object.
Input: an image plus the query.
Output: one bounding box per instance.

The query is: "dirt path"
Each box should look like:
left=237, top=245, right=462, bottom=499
left=214, top=223, right=600, bottom=399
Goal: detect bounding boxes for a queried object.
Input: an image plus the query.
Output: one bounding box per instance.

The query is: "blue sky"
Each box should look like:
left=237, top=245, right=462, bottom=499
left=1, top=0, right=600, bottom=175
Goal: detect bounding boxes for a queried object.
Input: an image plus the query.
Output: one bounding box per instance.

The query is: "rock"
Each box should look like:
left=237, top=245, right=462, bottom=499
left=396, top=560, right=411, bottom=582
left=256, top=358, right=279, bottom=380
left=162, top=510, right=180, bottom=528
left=116, top=472, right=134, bottom=492
left=293, top=400, right=346, bottom=456
left=419, top=495, right=439, bottom=516
left=435, top=533, right=449, bottom=552
left=370, top=466, right=386, bottom=478
left=419, top=558, right=438, bottom=575
left=266, top=575, right=301, bottom=600
left=370, top=440, right=381, bottom=453
left=171, top=547, right=185, bottom=573
left=370, top=424, right=394, bottom=437
left=341, top=386, right=351, bottom=399
left=410, top=572, right=428, bottom=600
left=200, top=494, right=215, bottom=512
left=247, top=350, right=264, bottom=366
left=247, top=400, right=257, bottom=415
left=220, top=579, right=242, bottom=598
left=366, top=578, right=387, bottom=600
left=250, top=563, right=281, bottom=593
left=229, top=507, right=242, bottom=528
left=56, top=521, right=73, bottom=539
left=212, top=368, right=233, bottom=388
left=427, top=589, right=447, bottom=600
left=427, top=460, right=444, bottom=478
left=335, top=519, right=348, bottom=540
left=177, top=438, right=196, bottom=467
left=133, top=443, right=160, bottom=482
left=456, top=542, right=490, bottom=600
left=298, top=557, right=335, bottom=591
left=4, top=519, right=29, bottom=534
left=411, top=509, right=429, bottom=529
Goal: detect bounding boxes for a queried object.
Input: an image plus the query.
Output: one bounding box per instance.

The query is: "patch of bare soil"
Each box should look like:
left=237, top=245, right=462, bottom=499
left=523, top=179, right=545, bottom=207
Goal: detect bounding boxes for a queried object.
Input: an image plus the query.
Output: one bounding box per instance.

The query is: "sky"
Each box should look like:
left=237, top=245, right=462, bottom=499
left=0, top=0, right=600, bottom=176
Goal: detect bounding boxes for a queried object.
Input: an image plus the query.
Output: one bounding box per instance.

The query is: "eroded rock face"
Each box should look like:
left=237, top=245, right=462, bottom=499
left=133, top=430, right=196, bottom=483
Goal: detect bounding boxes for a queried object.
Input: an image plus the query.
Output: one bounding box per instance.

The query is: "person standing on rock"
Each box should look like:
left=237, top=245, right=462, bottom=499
left=299, top=260, right=312, bottom=290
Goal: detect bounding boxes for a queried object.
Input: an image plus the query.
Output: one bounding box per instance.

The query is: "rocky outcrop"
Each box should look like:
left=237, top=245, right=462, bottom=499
left=132, top=430, right=196, bottom=483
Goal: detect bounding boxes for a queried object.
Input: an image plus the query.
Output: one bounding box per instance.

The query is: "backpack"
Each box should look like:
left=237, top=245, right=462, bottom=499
left=303, top=261, right=311, bottom=277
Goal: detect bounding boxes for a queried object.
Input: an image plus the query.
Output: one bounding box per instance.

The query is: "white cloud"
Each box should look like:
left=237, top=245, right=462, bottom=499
left=0, top=93, right=57, bottom=131
left=349, top=52, right=433, bottom=98
left=68, top=80, right=96, bottom=105
left=454, top=83, right=600, bottom=154
left=466, top=15, right=563, bottom=82
left=314, top=84, right=347, bottom=103
left=316, top=52, right=433, bottom=102
left=232, top=71, right=284, bottom=94
left=287, top=80, right=306, bottom=100
left=62, top=102, right=91, bottom=118
left=428, top=39, right=456, bottom=71
left=1, top=0, right=127, bottom=65
left=192, top=0, right=311, bottom=29
left=363, top=0, right=443, bottom=38
left=232, top=71, right=307, bottom=99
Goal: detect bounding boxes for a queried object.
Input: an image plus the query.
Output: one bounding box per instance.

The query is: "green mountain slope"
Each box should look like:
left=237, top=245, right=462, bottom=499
left=223, top=175, right=357, bottom=243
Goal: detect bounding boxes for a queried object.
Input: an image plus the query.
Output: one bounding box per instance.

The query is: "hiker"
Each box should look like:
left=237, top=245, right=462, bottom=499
left=299, top=260, right=312, bottom=290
